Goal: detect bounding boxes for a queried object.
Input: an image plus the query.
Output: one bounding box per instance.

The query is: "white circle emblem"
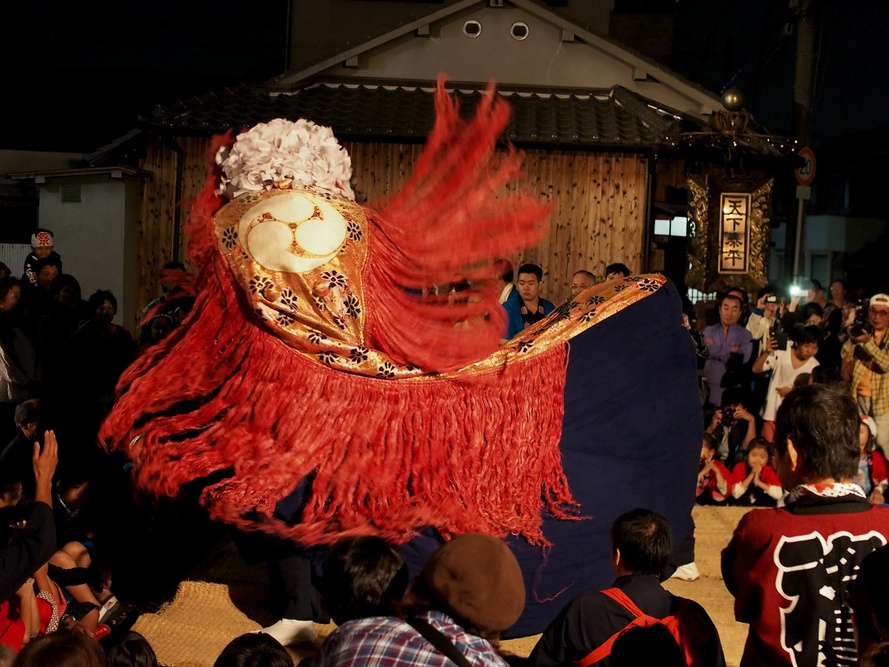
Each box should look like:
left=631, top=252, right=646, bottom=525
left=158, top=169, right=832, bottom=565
left=238, top=193, right=347, bottom=273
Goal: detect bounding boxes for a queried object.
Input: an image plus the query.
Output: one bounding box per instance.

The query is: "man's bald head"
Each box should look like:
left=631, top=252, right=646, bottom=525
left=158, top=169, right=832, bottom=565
left=571, top=270, right=595, bottom=296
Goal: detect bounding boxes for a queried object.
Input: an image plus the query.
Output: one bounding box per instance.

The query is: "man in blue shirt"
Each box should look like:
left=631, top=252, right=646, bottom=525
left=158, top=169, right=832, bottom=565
left=504, top=263, right=555, bottom=339
left=703, top=294, right=753, bottom=407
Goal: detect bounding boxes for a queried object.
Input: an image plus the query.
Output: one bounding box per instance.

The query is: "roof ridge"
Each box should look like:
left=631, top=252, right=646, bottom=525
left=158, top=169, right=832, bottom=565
left=142, top=81, right=701, bottom=150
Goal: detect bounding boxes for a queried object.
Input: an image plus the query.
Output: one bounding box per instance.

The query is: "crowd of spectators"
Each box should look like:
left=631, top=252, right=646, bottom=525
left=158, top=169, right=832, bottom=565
left=4, top=248, right=889, bottom=667
left=0, top=232, right=195, bottom=660
left=688, top=278, right=889, bottom=511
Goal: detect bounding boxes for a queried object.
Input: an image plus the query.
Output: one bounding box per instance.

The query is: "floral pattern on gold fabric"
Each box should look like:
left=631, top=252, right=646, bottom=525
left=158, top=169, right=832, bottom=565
left=216, top=187, right=666, bottom=380
left=216, top=188, right=421, bottom=378
left=447, top=274, right=668, bottom=379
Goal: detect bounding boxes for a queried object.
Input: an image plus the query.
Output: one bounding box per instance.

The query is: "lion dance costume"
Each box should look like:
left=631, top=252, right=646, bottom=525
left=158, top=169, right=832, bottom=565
left=101, top=80, right=702, bottom=634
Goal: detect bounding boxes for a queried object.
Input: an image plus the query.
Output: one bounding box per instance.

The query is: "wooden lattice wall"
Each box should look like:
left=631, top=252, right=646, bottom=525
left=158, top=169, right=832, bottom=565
left=135, top=135, right=210, bottom=320
left=516, top=150, right=647, bottom=303
left=134, top=137, right=648, bottom=315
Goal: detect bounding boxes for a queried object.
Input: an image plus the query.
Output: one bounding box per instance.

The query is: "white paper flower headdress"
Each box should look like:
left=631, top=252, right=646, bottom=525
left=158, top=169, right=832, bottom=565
left=216, top=118, right=355, bottom=200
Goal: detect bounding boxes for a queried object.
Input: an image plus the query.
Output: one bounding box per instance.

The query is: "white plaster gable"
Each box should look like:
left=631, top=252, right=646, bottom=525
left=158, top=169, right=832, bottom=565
left=276, top=1, right=721, bottom=122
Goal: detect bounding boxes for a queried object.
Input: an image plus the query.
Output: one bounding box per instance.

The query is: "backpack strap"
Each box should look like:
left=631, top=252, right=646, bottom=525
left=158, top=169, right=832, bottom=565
left=574, top=591, right=706, bottom=667
left=598, top=587, right=647, bottom=618
left=572, top=588, right=649, bottom=667
left=405, top=616, right=473, bottom=667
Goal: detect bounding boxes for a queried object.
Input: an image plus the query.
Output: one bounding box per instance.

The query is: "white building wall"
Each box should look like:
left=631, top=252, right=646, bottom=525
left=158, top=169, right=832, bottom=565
left=805, top=215, right=886, bottom=253
left=802, top=214, right=887, bottom=283
left=0, top=244, right=32, bottom=275
left=319, top=6, right=713, bottom=118
left=36, top=175, right=140, bottom=329
left=770, top=215, right=886, bottom=284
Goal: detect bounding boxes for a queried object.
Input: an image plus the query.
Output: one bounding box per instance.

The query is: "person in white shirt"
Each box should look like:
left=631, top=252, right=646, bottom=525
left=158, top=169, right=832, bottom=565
left=753, top=324, right=821, bottom=443
left=747, top=287, right=782, bottom=352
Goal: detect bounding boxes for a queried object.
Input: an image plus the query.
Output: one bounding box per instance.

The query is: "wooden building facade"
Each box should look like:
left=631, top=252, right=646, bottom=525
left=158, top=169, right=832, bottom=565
left=135, top=133, right=652, bottom=312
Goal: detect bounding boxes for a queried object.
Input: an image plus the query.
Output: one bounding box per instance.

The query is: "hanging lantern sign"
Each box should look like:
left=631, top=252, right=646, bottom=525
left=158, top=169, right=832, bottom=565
left=686, top=175, right=772, bottom=294
left=718, top=192, right=751, bottom=274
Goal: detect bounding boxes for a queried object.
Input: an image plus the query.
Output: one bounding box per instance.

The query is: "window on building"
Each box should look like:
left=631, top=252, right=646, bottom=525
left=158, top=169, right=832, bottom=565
left=654, top=216, right=688, bottom=237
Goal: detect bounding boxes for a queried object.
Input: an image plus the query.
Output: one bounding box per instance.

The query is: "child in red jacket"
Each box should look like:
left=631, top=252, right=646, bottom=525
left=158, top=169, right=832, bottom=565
left=730, top=439, right=783, bottom=506
left=697, top=434, right=730, bottom=504
left=857, top=415, right=888, bottom=505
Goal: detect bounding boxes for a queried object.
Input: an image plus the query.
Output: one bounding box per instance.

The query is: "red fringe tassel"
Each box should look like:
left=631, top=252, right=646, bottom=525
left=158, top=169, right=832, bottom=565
left=363, top=78, right=551, bottom=372
left=100, top=89, right=576, bottom=546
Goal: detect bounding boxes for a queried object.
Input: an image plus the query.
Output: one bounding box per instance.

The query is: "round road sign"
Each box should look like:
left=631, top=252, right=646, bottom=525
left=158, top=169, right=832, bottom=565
left=795, top=147, right=816, bottom=186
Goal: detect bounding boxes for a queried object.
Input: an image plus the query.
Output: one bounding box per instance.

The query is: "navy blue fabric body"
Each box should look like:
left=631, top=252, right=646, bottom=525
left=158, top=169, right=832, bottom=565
left=506, top=279, right=702, bottom=636
left=270, top=279, right=701, bottom=638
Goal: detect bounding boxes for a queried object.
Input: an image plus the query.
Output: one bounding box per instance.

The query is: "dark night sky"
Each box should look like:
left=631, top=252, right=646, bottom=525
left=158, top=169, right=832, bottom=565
left=1, top=0, right=885, bottom=153
left=673, top=0, right=889, bottom=142
left=0, top=0, right=288, bottom=152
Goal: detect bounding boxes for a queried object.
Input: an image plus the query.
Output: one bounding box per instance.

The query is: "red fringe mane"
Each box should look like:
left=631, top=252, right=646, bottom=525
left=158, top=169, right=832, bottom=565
left=363, top=78, right=551, bottom=371
left=100, top=91, right=575, bottom=546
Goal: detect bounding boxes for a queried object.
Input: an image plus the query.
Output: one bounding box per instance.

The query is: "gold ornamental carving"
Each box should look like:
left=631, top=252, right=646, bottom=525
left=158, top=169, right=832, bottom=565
left=686, top=175, right=772, bottom=294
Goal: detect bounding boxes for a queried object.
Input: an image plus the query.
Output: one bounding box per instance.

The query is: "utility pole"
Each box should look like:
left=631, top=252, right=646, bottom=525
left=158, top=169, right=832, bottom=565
left=789, top=0, right=817, bottom=279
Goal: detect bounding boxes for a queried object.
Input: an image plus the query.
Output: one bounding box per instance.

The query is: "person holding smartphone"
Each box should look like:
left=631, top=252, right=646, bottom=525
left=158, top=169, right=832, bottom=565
left=753, top=325, right=821, bottom=443
left=747, top=288, right=784, bottom=413
left=747, top=288, right=783, bottom=350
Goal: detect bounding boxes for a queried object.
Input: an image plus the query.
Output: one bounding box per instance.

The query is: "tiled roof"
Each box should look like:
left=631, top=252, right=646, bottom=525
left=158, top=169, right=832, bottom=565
left=146, top=81, right=703, bottom=149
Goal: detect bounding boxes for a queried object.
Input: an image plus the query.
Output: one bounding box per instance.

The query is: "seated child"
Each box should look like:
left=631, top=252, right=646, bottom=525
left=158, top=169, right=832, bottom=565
left=0, top=460, right=66, bottom=651
left=23, top=230, right=62, bottom=288
left=0, top=564, right=68, bottom=651
left=729, top=439, right=783, bottom=506
left=697, top=434, right=730, bottom=505
left=856, top=416, right=888, bottom=505
left=0, top=474, right=40, bottom=651
left=48, top=463, right=123, bottom=635
left=531, top=510, right=724, bottom=665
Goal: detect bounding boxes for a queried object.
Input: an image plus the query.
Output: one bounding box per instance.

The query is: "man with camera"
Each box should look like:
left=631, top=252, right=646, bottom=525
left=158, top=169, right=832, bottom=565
left=705, top=387, right=757, bottom=468
left=843, top=293, right=889, bottom=448
left=746, top=288, right=786, bottom=414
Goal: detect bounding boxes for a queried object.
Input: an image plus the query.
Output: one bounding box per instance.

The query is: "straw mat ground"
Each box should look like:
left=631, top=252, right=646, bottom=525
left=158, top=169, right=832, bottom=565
left=133, top=505, right=751, bottom=667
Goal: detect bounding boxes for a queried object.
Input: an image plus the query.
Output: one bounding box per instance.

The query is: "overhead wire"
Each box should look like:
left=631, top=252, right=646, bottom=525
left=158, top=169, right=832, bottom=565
left=720, top=6, right=794, bottom=95
left=811, top=1, right=836, bottom=116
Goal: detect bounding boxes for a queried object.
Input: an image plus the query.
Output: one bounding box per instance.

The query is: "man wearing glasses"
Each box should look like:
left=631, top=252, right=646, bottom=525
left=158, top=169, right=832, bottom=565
left=844, top=293, right=889, bottom=447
